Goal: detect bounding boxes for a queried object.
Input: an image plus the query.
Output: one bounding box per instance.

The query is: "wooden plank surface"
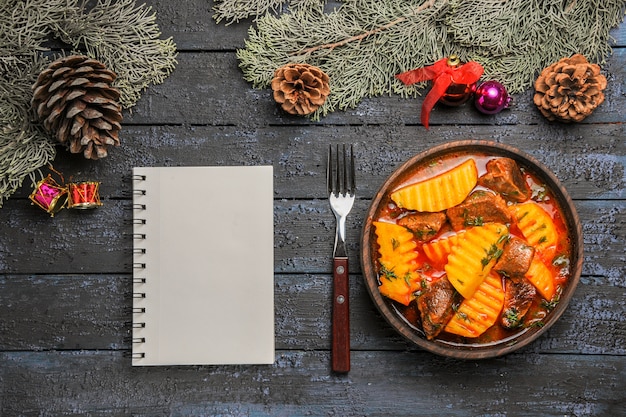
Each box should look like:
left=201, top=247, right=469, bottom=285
left=0, top=273, right=624, bottom=355
left=1, top=198, right=624, bottom=277
left=7, top=124, right=625, bottom=201
left=1, top=351, right=624, bottom=416
left=123, top=50, right=626, bottom=126
left=1, top=0, right=625, bottom=415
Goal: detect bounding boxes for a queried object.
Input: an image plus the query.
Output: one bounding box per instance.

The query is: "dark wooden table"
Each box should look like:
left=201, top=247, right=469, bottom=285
left=1, top=1, right=625, bottom=415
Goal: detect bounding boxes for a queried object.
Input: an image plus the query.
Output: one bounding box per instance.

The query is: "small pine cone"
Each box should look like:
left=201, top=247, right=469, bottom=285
left=533, top=54, right=607, bottom=123
left=32, top=55, right=123, bottom=160
left=271, top=63, right=330, bottom=115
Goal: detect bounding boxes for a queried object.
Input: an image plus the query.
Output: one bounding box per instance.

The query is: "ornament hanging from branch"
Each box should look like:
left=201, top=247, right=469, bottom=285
left=474, top=81, right=511, bottom=115
left=396, top=55, right=484, bottom=129
left=225, top=0, right=626, bottom=121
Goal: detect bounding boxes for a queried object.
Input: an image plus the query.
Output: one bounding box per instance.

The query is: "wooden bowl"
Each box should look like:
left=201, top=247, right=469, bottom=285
left=361, top=140, right=583, bottom=359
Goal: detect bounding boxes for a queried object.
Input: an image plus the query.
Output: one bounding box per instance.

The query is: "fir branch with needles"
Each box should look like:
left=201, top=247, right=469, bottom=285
left=229, top=0, right=626, bottom=120
left=53, top=0, right=178, bottom=108
left=213, top=0, right=289, bottom=24
left=212, top=0, right=327, bottom=24
left=0, top=54, right=56, bottom=204
left=0, top=0, right=177, bottom=206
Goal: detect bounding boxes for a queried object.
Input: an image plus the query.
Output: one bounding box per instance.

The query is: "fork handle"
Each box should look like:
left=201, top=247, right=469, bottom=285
left=332, top=257, right=350, bottom=373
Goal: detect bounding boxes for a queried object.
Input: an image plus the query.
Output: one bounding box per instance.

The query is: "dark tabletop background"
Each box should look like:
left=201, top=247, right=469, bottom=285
left=1, top=1, right=624, bottom=416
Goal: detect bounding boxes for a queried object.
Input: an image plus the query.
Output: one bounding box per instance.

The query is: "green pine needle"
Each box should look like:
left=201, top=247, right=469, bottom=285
left=0, top=0, right=177, bottom=206
left=216, top=0, right=626, bottom=120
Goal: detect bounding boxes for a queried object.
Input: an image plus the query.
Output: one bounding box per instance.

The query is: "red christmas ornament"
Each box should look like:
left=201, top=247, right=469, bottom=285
left=396, top=55, right=484, bottom=129
left=28, top=166, right=103, bottom=216
left=439, top=82, right=477, bottom=106
left=29, top=175, right=68, bottom=216
left=474, top=80, right=511, bottom=114
left=67, top=182, right=103, bottom=209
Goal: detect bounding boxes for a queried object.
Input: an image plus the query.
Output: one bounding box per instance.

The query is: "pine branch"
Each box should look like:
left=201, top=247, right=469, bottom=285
left=0, top=0, right=178, bottom=205
left=0, top=0, right=71, bottom=206
left=54, top=0, right=178, bottom=109
left=212, top=0, right=334, bottom=24
left=212, top=0, right=290, bottom=24
left=292, top=0, right=438, bottom=56
left=236, top=0, right=626, bottom=120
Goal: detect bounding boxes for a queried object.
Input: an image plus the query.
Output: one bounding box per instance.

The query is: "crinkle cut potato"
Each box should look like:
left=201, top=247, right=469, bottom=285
left=361, top=141, right=583, bottom=359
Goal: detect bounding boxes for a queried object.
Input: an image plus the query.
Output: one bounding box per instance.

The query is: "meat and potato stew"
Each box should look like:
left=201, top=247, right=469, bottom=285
left=372, top=153, right=572, bottom=345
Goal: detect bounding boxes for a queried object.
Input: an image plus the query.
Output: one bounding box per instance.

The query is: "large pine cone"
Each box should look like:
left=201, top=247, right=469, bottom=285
left=533, top=54, right=607, bottom=123
left=32, top=55, right=123, bottom=160
left=271, top=63, right=330, bottom=115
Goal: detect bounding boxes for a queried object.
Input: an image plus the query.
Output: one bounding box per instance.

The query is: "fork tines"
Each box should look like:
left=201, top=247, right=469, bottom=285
left=327, top=144, right=355, bottom=196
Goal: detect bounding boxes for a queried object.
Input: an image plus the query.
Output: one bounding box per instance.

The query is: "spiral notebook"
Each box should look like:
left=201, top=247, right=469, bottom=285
left=131, top=166, right=275, bottom=366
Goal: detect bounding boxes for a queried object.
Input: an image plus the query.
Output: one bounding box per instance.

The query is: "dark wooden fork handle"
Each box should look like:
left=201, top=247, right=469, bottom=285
left=332, top=257, right=350, bottom=373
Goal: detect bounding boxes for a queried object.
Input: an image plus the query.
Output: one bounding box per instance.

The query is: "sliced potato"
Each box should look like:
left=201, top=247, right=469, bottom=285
left=445, top=223, right=508, bottom=299
left=525, top=255, right=556, bottom=300
left=373, top=221, right=421, bottom=305
left=378, top=271, right=422, bottom=307
left=422, top=231, right=465, bottom=265
left=390, top=158, right=478, bottom=212
left=444, top=273, right=505, bottom=339
left=510, top=201, right=558, bottom=258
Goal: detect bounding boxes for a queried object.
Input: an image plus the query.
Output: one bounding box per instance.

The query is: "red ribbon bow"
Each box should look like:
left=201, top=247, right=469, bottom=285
left=396, top=57, right=484, bottom=129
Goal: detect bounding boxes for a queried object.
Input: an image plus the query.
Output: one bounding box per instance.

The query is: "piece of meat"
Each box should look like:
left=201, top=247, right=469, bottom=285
left=397, top=212, right=447, bottom=242
left=500, top=276, right=537, bottom=329
left=478, top=157, right=531, bottom=203
left=494, top=236, right=535, bottom=277
left=417, top=276, right=461, bottom=340
left=446, top=190, right=512, bottom=231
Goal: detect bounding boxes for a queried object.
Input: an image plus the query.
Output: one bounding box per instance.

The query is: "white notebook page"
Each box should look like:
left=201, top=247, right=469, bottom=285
left=132, top=166, right=274, bottom=366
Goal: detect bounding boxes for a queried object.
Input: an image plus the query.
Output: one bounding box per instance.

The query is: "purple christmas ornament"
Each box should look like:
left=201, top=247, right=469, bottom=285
left=474, top=80, right=511, bottom=114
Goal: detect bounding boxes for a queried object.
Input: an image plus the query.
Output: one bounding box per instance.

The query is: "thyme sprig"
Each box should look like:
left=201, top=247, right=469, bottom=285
left=480, top=234, right=508, bottom=269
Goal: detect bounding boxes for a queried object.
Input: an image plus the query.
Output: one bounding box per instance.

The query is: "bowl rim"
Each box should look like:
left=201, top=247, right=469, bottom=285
left=360, top=139, right=584, bottom=359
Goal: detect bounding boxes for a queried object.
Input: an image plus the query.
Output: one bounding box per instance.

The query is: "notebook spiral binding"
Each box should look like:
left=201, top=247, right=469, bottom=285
left=132, top=173, right=147, bottom=360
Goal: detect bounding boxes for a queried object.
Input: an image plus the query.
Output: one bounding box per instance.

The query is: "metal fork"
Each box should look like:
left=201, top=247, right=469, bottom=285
left=327, top=144, right=355, bottom=373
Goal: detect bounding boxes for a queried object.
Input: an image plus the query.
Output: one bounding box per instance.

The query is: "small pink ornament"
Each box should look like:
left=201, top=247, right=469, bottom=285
left=474, top=80, right=511, bottom=114
left=29, top=175, right=68, bottom=216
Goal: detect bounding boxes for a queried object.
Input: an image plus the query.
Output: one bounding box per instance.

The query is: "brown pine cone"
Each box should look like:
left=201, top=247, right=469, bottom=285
left=271, top=63, right=330, bottom=115
left=533, top=54, right=607, bottom=123
left=32, top=55, right=123, bottom=160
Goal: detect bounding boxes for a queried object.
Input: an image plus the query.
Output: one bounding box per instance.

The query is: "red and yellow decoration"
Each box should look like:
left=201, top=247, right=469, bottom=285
left=67, top=181, right=103, bottom=209
left=29, top=168, right=103, bottom=216
left=396, top=55, right=484, bottom=129
left=29, top=175, right=68, bottom=217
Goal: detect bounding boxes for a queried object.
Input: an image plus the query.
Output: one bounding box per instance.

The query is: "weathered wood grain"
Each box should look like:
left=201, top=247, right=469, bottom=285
left=0, top=198, right=623, bottom=276
left=0, top=275, right=130, bottom=351
left=0, top=350, right=624, bottom=417
left=0, top=273, right=623, bottom=355
left=148, top=0, right=626, bottom=53
left=123, top=50, right=626, bottom=126
left=146, top=0, right=251, bottom=51
left=9, top=123, right=625, bottom=201
left=1, top=3, right=624, bottom=415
